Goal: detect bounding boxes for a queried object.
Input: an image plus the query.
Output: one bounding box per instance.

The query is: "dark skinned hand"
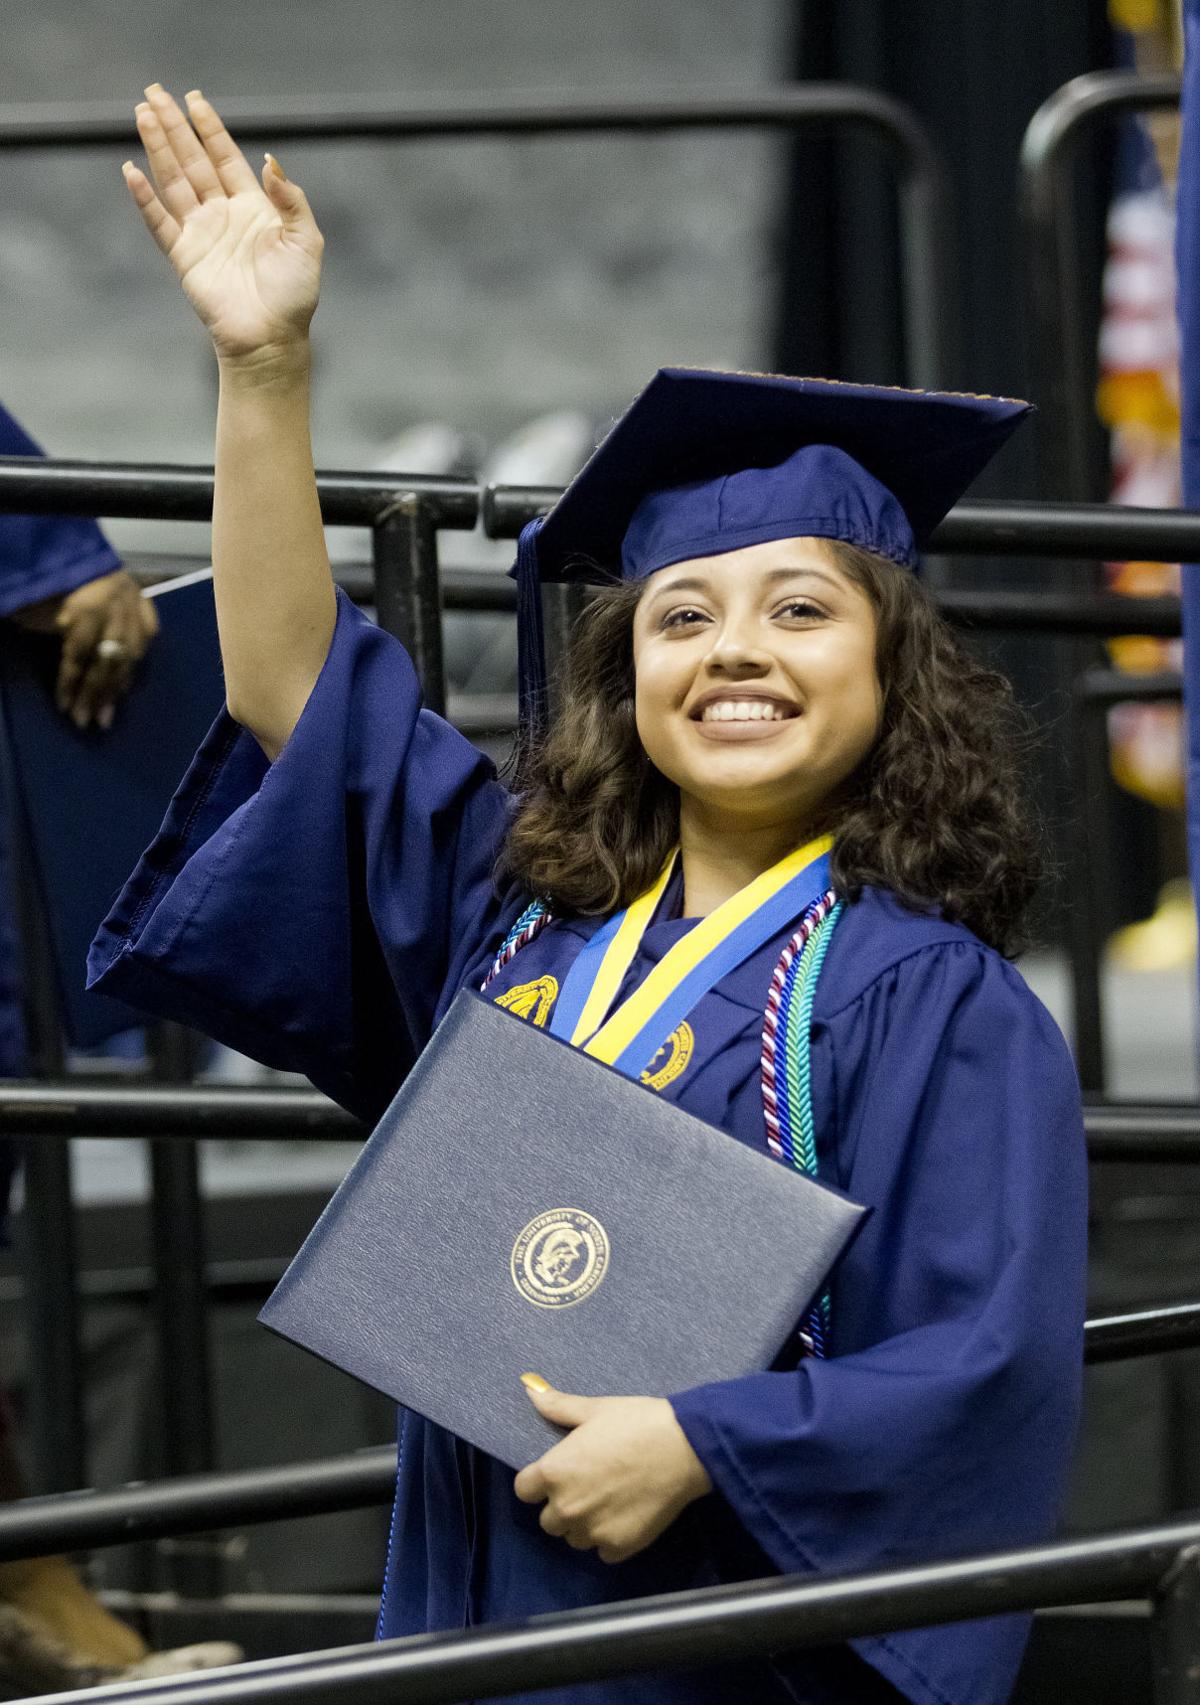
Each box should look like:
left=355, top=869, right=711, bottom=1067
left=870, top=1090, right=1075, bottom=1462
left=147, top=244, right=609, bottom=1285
left=10, top=570, right=159, bottom=730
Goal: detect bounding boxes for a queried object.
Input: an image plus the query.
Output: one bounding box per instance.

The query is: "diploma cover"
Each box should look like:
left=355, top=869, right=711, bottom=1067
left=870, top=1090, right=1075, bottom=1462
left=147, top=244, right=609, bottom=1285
left=260, top=990, right=867, bottom=1468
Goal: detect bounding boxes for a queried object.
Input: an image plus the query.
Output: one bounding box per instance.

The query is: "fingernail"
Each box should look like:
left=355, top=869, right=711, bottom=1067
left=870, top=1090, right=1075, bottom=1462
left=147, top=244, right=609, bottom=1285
left=184, top=88, right=203, bottom=103
left=97, top=704, right=115, bottom=731
left=264, top=152, right=288, bottom=181
left=520, top=1373, right=550, bottom=1393
left=144, top=82, right=164, bottom=98
left=72, top=707, right=88, bottom=730
left=121, top=160, right=135, bottom=177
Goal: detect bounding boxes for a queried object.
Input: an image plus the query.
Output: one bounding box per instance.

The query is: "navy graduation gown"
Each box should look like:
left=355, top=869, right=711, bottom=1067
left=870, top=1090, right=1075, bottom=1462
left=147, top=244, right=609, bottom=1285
left=0, top=401, right=123, bottom=1087
left=89, top=591, right=1088, bottom=1705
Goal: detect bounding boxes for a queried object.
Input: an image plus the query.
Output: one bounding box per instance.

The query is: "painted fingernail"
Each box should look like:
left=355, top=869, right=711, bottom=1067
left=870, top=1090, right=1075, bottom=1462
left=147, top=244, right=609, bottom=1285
left=264, top=152, right=288, bottom=181
left=97, top=704, right=115, bottom=731
left=184, top=89, right=203, bottom=103
left=144, top=82, right=164, bottom=98
left=520, top=1373, right=550, bottom=1393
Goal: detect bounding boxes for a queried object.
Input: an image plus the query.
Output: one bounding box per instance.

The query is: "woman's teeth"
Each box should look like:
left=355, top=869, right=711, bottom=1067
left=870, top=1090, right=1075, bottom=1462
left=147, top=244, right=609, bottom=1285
left=700, top=700, right=789, bottom=723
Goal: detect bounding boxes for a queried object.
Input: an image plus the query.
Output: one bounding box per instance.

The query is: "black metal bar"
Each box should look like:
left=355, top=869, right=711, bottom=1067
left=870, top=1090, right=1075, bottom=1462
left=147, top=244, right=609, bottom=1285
left=146, top=1140, right=225, bottom=1595
left=0, top=1265, right=1192, bottom=1566
left=1086, top=1105, right=1200, bottom=1163
left=2, top=1083, right=1200, bottom=1156
left=0, top=1447, right=396, bottom=1563
left=146, top=1023, right=222, bottom=1594
left=1065, top=674, right=1111, bottom=1093
left=1085, top=1304, right=1200, bottom=1365
left=1152, top=1545, right=1200, bottom=1704
left=0, top=87, right=955, bottom=389
left=8, top=462, right=1200, bottom=563
left=371, top=496, right=446, bottom=714
left=1075, top=667, right=1182, bottom=705
left=0, top=1083, right=363, bottom=1138
left=485, top=484, right=1200, bottom=561
left=147, top=1141, right=215, bottom=1474
left=0, top=86, right=951, bottom=149
left=24, top=1520, right=1200, bottom=1705
left=3, top=786, right=87, bottom=1493
left=937, top=588, right=1181, bottom=637
left=146, top=1027, right=215, bottom=1477
left=1019, top=72, right=1180, bottom=503
left=14, top=1141, right=86, bottom=1493
left=0, top=459, right=478, bottom=528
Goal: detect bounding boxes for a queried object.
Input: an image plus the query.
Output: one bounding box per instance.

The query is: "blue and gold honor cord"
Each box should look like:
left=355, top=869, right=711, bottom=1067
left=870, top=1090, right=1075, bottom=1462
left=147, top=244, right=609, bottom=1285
left=551, top=835, right=834, bottom=1078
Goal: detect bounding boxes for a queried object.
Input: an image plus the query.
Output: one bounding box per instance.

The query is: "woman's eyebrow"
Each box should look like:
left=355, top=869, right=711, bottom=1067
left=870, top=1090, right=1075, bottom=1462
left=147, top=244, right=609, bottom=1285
left=645, top=574, right=710, bottom=602
left=762, top=565, right=842, bottom=590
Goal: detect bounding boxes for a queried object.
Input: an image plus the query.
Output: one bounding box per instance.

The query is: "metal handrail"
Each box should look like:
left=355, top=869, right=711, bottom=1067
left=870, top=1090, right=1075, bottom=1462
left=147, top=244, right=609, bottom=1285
left=26, top=1517, right=1200, bottom=1705
left=0, top=86, right=956, bottom=390
left=3, top=1081, right=1199, bottom=1154
left=8, top=460, right=1200, bottom=562
left=0, top=1277, right=1189, bottom=1563
left=1018, top=70, right=1181, bottom=503
left=1085, top=1105, right=1200, bottom=1163
left=0, top=1447, right=396, bottom=1562
left=1086, top=1303, right=1200, bottom=1364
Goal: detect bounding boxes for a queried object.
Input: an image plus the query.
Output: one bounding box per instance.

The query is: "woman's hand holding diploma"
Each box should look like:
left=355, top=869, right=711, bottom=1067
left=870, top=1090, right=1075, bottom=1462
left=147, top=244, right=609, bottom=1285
left=514, top=1377, right=712, bottom=1564
left=123, top=85, right=336, bottom=760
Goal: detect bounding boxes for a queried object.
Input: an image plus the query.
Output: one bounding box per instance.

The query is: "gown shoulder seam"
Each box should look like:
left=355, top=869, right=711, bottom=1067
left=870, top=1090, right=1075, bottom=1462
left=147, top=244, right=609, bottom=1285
left=816, top=932, right=999, bottom=1026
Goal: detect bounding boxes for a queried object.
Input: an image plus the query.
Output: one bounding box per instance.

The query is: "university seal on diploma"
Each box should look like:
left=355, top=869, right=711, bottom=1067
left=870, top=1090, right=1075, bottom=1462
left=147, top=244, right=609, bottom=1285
left=511, top=1209, right=611, bottom=1309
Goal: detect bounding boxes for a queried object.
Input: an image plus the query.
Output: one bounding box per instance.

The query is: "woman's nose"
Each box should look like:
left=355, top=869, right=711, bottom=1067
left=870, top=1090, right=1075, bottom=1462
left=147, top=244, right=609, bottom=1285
left=703, top=619, right=771, bottom=674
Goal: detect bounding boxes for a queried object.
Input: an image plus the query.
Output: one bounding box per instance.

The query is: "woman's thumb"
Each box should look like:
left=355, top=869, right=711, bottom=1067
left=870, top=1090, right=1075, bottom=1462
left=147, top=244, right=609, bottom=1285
left=520, top=1374, right=595, bottom=1429
left=263, top=155, right=317, bottom=231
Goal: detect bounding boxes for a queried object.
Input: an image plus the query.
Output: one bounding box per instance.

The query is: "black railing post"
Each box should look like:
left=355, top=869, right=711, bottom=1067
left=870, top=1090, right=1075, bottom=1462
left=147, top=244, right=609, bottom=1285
left=1019, top=72, right=1181, bottom=506
left=4, top=792, right=86, bottom=1494
left=1152, top=1545, right=1200, bottom=1704
left=14, top=1141, right=85, bottom=1494
left=1065, top=676, right=1111, bottom=1092
left=542, top=583, right=586, bottom=720
left=146, top=1022, right=223, bottom=1596
left=146, top=1131, right=214, bottom=1480
left=372, top=495, right=446, bottom=716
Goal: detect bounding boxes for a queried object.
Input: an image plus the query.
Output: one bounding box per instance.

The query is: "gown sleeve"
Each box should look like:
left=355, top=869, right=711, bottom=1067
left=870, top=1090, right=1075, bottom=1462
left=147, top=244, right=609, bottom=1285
left=669, top=938, right=1087, bottom=1705
left=87, top=590, right=515, bottom=1121
left=0, top=403, right=122, bottom=613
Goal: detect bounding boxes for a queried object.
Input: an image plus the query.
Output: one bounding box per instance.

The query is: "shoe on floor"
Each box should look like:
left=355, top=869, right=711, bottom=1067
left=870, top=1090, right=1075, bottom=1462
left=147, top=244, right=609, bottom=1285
left=119, top=1642, right=244, bottom=1679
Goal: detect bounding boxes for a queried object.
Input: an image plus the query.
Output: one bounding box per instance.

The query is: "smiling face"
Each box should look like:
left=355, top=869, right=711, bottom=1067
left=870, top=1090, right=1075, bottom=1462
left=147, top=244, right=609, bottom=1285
left=631, top=537, right=883, bottom=835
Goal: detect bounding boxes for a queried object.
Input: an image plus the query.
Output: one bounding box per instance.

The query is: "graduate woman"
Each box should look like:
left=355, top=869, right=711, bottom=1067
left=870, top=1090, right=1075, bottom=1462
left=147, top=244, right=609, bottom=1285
left=91, top=84, right=1087, bottom=1705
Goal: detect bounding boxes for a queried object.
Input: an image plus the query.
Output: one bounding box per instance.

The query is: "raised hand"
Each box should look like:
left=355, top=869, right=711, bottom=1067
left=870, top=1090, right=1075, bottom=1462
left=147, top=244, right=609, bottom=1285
left=124, top=85, right=324, bottom=362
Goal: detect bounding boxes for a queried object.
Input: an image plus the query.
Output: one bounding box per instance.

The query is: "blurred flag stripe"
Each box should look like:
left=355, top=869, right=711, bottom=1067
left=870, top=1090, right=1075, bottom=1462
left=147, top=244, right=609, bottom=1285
left=1178, top=0, right=1200, bottom=929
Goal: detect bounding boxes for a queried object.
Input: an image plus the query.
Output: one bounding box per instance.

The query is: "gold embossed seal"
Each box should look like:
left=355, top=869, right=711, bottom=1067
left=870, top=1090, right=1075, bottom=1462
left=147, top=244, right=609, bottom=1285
left=511, top=1209, right=610, bottom=1309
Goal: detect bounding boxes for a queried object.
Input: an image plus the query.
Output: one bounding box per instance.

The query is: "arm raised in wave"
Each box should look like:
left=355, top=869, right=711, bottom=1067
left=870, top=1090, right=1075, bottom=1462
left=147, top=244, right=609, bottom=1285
left=125, top=83, right=333, bottom=759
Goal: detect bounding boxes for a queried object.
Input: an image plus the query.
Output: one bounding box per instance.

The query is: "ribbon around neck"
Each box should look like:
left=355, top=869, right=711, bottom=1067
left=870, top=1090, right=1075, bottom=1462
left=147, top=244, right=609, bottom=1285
left=548, top=835, right=834, bottom=1079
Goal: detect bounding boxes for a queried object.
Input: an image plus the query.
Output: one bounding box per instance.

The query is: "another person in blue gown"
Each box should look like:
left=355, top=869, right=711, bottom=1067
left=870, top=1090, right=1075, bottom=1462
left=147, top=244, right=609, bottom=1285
left=91, top=84, right=1088, bottom=1705
left=0, top=400, right=161, bottom=1675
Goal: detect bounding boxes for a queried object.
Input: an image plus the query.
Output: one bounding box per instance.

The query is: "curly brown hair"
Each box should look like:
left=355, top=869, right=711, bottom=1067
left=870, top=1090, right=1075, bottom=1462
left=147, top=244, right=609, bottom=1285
left=501, top=541, right=1043, bottom=955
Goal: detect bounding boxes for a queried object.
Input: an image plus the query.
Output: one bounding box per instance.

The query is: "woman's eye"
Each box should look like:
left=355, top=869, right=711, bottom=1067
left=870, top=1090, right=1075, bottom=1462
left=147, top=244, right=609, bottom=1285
left=775, top=599, right=825, bottom=621
left=660, top=607, right=709, bottom=630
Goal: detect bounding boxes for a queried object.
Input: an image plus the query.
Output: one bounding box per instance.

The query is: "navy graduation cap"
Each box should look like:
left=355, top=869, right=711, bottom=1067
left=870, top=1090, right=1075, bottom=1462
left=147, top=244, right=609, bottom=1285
left=510, top=367, right=1032, bottom=732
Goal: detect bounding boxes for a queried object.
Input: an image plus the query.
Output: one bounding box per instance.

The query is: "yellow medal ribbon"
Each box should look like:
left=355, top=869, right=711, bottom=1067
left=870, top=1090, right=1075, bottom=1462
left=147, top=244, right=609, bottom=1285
left=577, top=832, right=834, bottom=1067
left=568, top=855, right=676, bottom=1046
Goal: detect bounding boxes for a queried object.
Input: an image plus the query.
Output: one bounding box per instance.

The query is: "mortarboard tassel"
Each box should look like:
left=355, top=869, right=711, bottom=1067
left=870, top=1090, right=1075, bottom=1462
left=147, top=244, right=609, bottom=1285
left=513, top=514, right=549, bottom=757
